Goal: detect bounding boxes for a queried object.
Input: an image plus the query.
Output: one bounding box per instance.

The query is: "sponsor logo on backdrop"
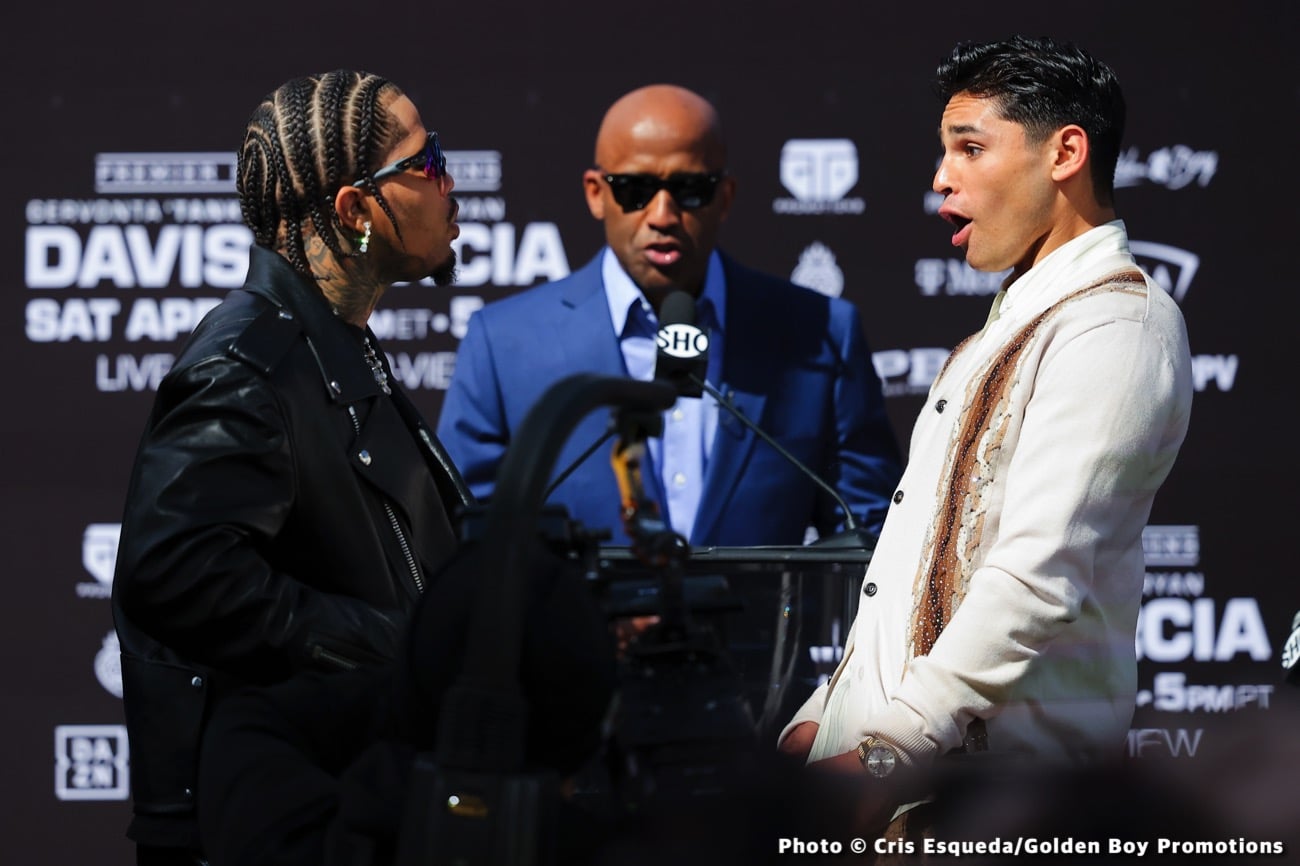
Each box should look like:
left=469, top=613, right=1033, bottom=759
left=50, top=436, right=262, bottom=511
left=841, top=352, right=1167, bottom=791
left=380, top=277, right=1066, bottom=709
left=77, top=523, right=120, bottom=599
left=790, top=242, right=844, bottom=298
left=92, top=150, right=505, bottom=196
left=914, top=258, right=1007, bottom=298
left=871, top=348, right=951, bottom=398
left=1191, top=354, right=1237, bottom=393
left=446, top=150, right=502, bottom=192
left=1114, top=145, right=1219, bottom=190
left=773, top=139, right=865, bottom=215
left=24, top=150, right=569, bottom=392
left=54, top=725, right=129, bottom=801
left=95, top=631, right=123, bottom=698
left=1143, top=524, right=1200, bottom=567
left=96, top=152, right=238, bottom=194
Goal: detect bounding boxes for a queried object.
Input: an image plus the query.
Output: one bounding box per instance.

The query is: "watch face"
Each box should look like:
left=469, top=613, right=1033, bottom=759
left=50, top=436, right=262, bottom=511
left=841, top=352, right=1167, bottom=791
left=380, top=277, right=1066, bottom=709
left=865, top=745, right=897, bottom=778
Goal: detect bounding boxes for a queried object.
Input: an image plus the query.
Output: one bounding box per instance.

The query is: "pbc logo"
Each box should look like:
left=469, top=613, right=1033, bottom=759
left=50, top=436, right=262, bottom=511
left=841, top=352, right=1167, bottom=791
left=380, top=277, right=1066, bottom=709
left=872, top=348, right=952, bottom=398
left=656, top=324, right=708, bottom=358
left=54, top=725, right=129, bottom=801
left=773, top=140, right=865, bottom=215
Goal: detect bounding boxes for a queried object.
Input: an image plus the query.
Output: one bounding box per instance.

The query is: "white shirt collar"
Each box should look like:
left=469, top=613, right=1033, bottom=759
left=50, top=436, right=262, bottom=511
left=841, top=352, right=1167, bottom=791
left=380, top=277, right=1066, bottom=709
left=602, top=247, right=727, bottom=333
left=998, top=220, right=1134, bottom=319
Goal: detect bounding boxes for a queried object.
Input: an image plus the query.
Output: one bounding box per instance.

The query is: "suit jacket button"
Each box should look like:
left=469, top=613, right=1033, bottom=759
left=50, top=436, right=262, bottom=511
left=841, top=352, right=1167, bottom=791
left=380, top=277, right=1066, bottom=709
left=864, top=582, right=878, bottom=597
left=892, top=490, right=904, bottom=504
left=935, top=399, right=947, bottom=413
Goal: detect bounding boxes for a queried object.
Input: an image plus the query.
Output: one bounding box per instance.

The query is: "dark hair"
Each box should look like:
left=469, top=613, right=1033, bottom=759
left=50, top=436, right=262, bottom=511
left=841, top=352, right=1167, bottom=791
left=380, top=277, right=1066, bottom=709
left=236, top=69, right=405, bottom=276
left=934, top=36, right=1126, bottom=207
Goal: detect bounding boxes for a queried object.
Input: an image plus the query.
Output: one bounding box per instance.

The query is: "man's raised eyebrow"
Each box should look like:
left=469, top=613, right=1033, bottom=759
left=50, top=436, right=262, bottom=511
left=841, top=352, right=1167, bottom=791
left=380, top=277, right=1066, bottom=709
left=938, top=122, right=983, bottom=139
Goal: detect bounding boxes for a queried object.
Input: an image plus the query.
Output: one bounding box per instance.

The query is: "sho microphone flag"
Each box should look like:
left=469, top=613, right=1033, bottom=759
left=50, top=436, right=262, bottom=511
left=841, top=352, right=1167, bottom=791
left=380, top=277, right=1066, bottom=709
left=654, top=290, right=709, bottom=398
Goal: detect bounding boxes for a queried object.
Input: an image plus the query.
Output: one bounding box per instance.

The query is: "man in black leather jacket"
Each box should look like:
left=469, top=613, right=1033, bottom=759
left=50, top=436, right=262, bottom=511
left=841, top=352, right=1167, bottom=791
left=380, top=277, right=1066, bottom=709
left=112, top=70, right=471, bottom=865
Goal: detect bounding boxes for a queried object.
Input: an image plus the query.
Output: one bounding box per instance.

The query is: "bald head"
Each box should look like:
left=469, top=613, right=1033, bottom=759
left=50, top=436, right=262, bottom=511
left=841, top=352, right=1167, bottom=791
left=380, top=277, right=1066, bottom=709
left=583, top=84, right=735, bottom=307
left=594, top=84, right=727, bottom=170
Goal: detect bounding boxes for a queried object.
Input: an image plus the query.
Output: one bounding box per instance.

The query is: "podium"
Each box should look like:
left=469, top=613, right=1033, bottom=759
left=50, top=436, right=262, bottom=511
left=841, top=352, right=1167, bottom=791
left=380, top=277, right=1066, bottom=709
left=593, top=543, right=872, bottom=737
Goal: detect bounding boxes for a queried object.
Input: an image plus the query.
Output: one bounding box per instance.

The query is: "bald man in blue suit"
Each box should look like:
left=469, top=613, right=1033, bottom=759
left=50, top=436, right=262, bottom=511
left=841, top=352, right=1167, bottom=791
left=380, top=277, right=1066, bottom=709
left=437, top=84, right=901, bottom=548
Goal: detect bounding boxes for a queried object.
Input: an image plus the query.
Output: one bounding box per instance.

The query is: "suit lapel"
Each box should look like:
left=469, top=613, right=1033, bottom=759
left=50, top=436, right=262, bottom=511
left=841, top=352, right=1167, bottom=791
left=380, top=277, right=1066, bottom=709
left=557, top=259, right=629, bottom=377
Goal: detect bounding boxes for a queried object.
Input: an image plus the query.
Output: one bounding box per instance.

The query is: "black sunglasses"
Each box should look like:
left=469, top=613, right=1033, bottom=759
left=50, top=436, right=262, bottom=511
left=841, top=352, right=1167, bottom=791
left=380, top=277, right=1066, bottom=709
left=601, top=171, right=724, bottom=213
left=354, top=131, right=446, bottom=189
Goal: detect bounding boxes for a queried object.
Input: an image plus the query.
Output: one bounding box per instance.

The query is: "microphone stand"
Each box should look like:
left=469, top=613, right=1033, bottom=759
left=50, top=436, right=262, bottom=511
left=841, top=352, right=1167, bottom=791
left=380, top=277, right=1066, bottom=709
left=686, top=373, right=874, bottom=549
left=543, top=419, right=617, bottom=501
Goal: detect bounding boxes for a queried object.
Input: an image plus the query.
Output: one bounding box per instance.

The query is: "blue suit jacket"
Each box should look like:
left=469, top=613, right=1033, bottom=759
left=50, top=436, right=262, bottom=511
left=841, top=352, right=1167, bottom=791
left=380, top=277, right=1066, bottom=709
left=436, top=251, right=902, bottom=547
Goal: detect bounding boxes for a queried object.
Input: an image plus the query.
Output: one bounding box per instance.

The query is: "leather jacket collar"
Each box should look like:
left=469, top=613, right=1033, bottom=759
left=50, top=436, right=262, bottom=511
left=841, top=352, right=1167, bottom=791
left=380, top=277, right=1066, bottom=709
left=241, top=245, right=388, bottom=404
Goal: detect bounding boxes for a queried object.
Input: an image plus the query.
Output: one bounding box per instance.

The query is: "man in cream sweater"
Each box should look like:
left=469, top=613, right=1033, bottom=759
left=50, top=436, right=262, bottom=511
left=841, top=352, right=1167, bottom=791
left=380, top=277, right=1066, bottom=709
left=779, top=35, right=1193, bottom=841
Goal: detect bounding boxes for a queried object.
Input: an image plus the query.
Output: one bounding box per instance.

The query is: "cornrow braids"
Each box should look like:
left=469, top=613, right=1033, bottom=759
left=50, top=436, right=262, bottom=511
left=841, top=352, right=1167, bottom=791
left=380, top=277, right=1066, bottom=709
left=235, top=69, right=406, bottom=277
left=349, top=76, right=404, bottom=250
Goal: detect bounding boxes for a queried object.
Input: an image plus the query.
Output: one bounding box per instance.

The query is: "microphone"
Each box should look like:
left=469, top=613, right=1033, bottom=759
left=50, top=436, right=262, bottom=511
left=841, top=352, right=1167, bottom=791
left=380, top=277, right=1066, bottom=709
left=652, top=290, right=870, bottom=547
left=1283, top=610, right=1300, bottom=685
left=542, top=292, right=711, bottom=505
left=654, top=290, right=709, bottom=398
left=542, top=292, right=708, bottom=503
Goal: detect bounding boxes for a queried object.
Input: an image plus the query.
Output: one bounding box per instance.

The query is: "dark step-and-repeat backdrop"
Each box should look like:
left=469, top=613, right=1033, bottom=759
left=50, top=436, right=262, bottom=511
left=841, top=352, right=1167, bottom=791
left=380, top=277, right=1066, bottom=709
left=3, top=2, right=1296, bottom=863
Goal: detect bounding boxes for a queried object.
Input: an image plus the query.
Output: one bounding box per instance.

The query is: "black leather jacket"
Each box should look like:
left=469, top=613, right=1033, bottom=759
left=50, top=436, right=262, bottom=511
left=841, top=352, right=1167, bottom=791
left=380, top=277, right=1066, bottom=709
left=112, top=245, right=472, bottom=850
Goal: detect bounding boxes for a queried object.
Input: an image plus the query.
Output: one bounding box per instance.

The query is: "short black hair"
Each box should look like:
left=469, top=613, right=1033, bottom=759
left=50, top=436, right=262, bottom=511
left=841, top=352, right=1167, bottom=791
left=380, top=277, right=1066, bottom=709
left=934, top=35, right=1126, bottom=207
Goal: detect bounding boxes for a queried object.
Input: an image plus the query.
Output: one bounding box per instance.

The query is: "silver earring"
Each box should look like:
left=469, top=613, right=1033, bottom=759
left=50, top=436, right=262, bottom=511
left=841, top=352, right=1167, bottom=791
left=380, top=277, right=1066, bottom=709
left=357, top=221, right=372, bottom=255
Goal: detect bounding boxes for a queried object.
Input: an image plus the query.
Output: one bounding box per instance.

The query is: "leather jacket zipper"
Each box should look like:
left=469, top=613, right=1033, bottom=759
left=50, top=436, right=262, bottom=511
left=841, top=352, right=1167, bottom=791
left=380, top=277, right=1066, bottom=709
left=348, top=405, right=425, bottom=595
left=311, top=644, right=361, bottom=671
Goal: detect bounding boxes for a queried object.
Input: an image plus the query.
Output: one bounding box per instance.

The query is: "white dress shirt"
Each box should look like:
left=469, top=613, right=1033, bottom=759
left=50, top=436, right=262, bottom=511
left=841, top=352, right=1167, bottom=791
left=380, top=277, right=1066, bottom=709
left=602, top=248, right=726, bottom=538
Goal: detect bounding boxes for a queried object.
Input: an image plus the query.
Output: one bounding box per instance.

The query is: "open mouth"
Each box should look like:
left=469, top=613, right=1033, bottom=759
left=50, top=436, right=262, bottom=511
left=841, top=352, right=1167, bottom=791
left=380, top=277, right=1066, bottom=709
left=644, top=243, right=682, bottom=267
left=941, top=211, right=972, bottom=247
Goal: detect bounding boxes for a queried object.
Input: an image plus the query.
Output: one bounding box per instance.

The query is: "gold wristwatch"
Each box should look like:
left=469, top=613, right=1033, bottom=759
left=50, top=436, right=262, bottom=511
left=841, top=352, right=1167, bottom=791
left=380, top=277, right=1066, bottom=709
left=856, top=736, right=899, bottom=778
